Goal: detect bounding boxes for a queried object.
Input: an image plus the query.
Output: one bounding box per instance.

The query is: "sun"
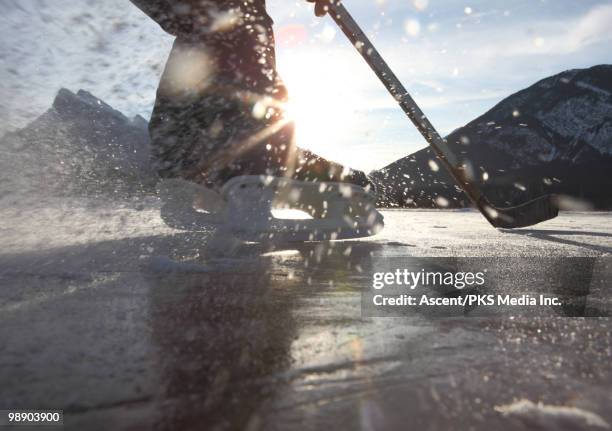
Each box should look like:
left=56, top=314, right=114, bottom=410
left=278, top=51, right=357, bottom=166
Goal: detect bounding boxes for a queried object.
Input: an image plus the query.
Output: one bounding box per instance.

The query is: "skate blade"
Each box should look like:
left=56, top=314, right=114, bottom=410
left=222, top=175, right=384, bottom=243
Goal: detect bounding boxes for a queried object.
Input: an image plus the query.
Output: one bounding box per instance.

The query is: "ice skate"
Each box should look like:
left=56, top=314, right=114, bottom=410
left=223, top=175, right=384, bottom=242
left=158, top=175, right=384, bottom=243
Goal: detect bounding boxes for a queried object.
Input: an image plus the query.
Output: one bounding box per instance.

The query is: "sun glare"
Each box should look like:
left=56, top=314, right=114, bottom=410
left=279, top=51, right=359, bottom=167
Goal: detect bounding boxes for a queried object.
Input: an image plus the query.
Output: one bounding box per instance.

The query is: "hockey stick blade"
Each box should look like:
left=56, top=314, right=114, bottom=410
left=478, top=194, right=559, bottom=229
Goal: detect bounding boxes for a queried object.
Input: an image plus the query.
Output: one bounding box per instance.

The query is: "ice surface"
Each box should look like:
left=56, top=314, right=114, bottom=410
left=0, top=198, right=611, bottom=429
left=147, top=256, right=211, bottom=274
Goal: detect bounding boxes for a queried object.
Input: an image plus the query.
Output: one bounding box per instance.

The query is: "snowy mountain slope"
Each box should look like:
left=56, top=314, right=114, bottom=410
left=449, top=64, right=612, bottom=165
left=373, top=65, right=612, bottom=209
left=0, top=88, right=156, bottom=198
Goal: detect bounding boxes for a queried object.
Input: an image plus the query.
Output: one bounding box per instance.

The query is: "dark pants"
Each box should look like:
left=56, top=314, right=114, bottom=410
left=131, top=0, right=369, bottom=187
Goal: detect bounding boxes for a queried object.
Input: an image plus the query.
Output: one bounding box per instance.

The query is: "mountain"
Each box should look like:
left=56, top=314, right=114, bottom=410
left=4, top=68, right=612, bottom=208
left=372, top=65, right=612, bottom=209
left=0, top=88, right=156, bottom=199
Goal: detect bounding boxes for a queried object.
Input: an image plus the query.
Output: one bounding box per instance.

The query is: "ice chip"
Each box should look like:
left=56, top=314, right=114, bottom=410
left=252, top=101, right=268, bottom=119
left=428, top=159, right=439, bottom=172
left=288, top=188, right=301, bottom=203
left=483, top=205, right=498, bottom=219
left=343, top=215, right=354, bottom=226
left=435, top=196, right=449, bottom=208
left=404, top=19, right=421, bottom=37
left=209, top=8, right=242, bottom=33
left=413, top=0, right=429, bottom=11
left=513, top=182, right=527, bottom=192
left=163, top=47, right=215, bottom=95
left=461, top=161, right=476, bottom=182
left=319, top=25, right=336, bottom=43
left=555, top=195, right=594, bottom=211
left=339, top=184, right=353, bottom=198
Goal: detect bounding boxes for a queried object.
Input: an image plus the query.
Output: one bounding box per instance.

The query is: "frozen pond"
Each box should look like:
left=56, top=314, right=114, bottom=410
left=1, top=200, right=611, bottom=430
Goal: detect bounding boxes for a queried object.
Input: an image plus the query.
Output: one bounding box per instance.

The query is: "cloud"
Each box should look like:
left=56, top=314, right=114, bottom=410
left=462, top=4, right=612, bottom=58
left=557, top=4, right=612, bottom=51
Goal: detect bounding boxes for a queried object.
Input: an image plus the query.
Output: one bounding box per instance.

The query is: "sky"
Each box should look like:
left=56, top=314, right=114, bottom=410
left=1, top=0, right=611, bottom=171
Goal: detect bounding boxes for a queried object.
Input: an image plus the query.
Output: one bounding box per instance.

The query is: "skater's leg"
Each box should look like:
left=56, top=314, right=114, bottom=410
left=150, top=55, right=372, bottom=190
left=148, top=40, right=264, bottom=183
left=146, top=0, right=292, bottom=185
left=144, top=1, right=373, bottom=190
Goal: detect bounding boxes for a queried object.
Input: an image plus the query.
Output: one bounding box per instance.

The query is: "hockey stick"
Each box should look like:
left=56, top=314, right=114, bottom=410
left=325, top=1, right=558, bottom=228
